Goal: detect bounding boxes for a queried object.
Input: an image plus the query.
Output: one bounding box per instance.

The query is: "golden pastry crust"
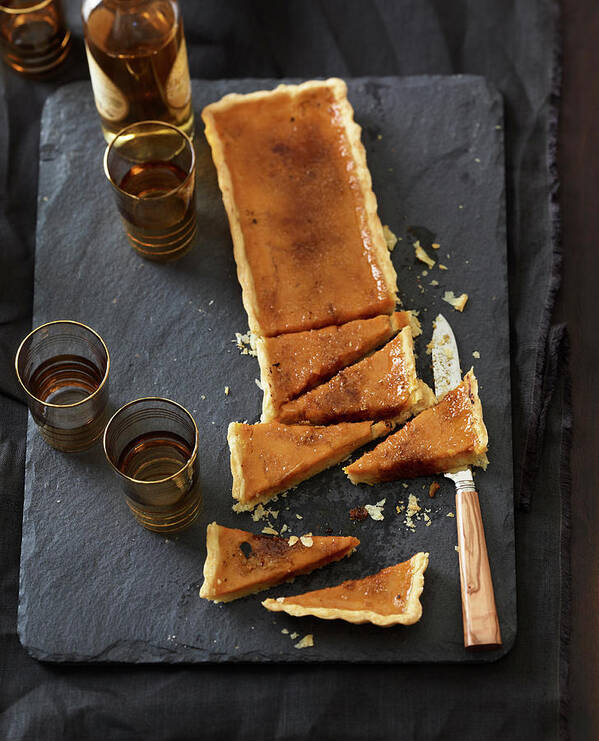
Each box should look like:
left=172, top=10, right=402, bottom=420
left=276, top=327, right=435, bottom=426
left=262, top=552, right=429, bottom=626
left=345, top=370, right=488, bottom=484
left=200, top=522, right=359, bottom=603
left=228, top=419, right=394, bottom=511
left=202, top=79, right=398, bottom=337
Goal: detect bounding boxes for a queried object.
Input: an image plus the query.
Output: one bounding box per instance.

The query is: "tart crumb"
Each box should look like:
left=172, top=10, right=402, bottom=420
left=281, top=628, right=289, bottom=634
left=255, top=378, right=264, bottom=391
left=364, top=498, right=386, bottom=521
left=294, top=634, right=314, bottom=649
left=383, top=225, right=398, bottom=251
left=296, top=514, right=303, bottom=520
left=442, top=291, right=468, bottom=311
left=299, top=534, right=314, bottom=547
left=429, top=482, right=440, bottom=498
left=350, top=506, right=369, bottom=521
left=472, top=350, right=480, bottom=359
left=432, top=242, right=440, bottom=249
left=430, top=279, right=439, bottom=286
left=262, top=526, right=278, bottom=536
left=233, top=331, right=258, bottom=357
left=447, top=512, right=455, bottom=518
left=290, top=632, right=299, bottom=639
left=224, top=386, right=230, bottom=395
left=404, top=494, right=421, bottom=530
left=439, top=264, right=448, bottom=271
left=413, top=240, right=435, bottom=268
left=288, top=535, right=299, bottom=546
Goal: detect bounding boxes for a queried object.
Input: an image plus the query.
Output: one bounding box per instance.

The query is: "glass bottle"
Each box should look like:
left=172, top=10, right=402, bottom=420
left=82, top=0, right=194, bottom=143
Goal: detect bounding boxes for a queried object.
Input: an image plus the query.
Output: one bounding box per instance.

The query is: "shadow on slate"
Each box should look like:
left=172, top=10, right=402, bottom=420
left=19, top=76, right=515, bottom=664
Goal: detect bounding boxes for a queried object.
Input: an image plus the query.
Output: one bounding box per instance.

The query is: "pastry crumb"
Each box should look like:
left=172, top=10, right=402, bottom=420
left=233, top=331, right=258, bottom=357
left=442, top=291, right=468, bottom=312
left=472, top=350, right=480, bottom=359
left=281, top=628, right=289, bottom=634
left=455, top=545, right=459, bottom=552
left=262, top=526, right=278, bottom=536
left=404, top=494, right=421, bottom=529
left=224, top=386, right=230, bottom=395
left=294, top=634, right=314, bottom=649
left=255, top=378, right=264, bottom=391
left=439, top=264, right=448, bottom=271
left=447, top=512, right=455, bottom=518
left=364, top=498, right=386, bottom=521
left=288, top=535, right=299, bottom=546
left=430, top=279, right=439, bottom=287
left=413, top=240, right=435, bottom=268
left=432, top=242, right=440, bottom=249
left=300, top=534, right=314, bottom=547
left=429, top=482, right=440, bottom=498
left=383, top=225, right=398, bottom=251
left=296, top=514, right=303, bottom=520
left=290, top=632, right=299, bottom=639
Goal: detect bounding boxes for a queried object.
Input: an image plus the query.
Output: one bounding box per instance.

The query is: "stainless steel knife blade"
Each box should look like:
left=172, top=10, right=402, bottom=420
left=431, top=314, right=474, bottom=489
left=431, top=313, right=462, bottom=399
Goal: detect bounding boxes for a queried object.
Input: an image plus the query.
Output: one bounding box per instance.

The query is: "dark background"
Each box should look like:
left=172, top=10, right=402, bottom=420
left=0, top=0, right=596, bottom=738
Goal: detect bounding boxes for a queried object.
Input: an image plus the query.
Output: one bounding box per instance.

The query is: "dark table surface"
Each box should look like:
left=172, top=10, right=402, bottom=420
left=0, top=0, right=597, bottom=738
left=557, top=1, right=599, bottom=738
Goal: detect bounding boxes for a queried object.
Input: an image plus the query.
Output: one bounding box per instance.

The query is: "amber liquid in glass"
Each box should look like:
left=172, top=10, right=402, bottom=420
left=117, top=430, right=192, bottom=481
left=28, top=354, right=104, bottom=405
left=84, top=0, right=194, bottom=142
left=0, top=1, right=71, bottom=75
left=117, top=159, right=196, bottom=256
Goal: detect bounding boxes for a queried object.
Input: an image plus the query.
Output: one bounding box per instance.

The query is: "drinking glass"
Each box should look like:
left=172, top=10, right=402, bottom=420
left=15, top=320, right=110, bottom=452
left=103, top=397, right=201, bottom=532
left=104, top=120, right=197, bottom=262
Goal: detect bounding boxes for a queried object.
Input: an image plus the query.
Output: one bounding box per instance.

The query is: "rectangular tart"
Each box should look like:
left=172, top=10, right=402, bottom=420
left=202, top=78, right=398, bottom=337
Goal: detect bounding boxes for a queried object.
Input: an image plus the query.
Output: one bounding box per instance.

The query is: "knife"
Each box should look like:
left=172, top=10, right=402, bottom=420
left=431, top=314, right=501, bottom=649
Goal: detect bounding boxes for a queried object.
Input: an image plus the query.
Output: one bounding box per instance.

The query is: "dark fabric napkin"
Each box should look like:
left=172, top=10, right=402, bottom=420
left=0, top=1, right=567, bottom=739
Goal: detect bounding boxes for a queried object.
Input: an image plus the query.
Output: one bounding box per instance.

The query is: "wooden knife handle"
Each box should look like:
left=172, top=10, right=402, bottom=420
left=455, top=489, right=502, bottom=649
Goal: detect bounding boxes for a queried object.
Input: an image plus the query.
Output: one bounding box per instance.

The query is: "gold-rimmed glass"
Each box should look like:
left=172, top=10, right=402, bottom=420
left=103, top=120, right=197, bottom=263
left=15, top=320, right=110, bottom=452
left=103, top=397, right=201, bottom=533
left=0, top=0, right=71, bottom=76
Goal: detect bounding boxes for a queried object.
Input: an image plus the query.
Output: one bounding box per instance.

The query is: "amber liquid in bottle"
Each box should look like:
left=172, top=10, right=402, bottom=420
left=82, top=0, right=194, bottom=143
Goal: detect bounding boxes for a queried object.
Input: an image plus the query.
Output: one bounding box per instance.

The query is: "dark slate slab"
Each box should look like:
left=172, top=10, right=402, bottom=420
left=19, top=76, right=514, bottom=663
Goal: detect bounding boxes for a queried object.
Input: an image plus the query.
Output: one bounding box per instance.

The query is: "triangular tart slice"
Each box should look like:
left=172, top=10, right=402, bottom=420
left=277, top=327, right=435, bottom=426
left=257, top=311, right=421, bottom=422
left=345, top=370, right=488, bottom=484
left=229, top=419, right=393, bottom=511
left=200, top=523, right=360, bottom=602
left=262, top=552, right=429, bottom=626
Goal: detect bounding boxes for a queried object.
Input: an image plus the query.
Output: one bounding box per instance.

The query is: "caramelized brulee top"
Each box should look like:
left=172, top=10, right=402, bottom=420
left=258, top=312, right=413, bottom=420
left=274, top=561, right=415, bottom=616
left=200, top=523, right=359, bottom=602
left=205, top=81, right=397, bottom=336
left=276, top=328, right=422, bottom=425
left=229, top=419, right=392, bottom=506
left=345, top=371, right=488, bottom=484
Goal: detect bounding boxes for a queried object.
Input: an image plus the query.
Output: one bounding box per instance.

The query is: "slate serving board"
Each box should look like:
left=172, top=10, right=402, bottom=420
left=19, top=76, right=514, bottom=663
